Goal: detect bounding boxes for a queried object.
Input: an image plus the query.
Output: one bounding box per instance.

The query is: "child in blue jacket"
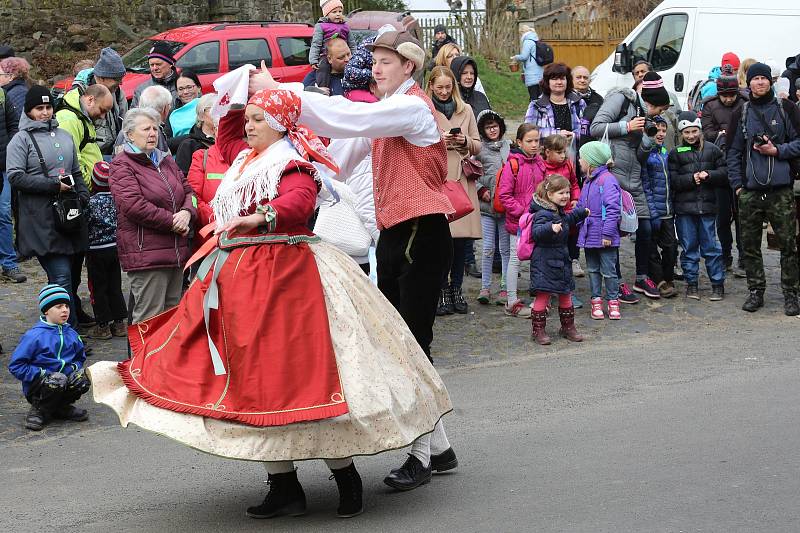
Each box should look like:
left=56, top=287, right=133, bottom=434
left=639, top=116, right=678, bottom=298
left=8, top=284, right=91, bottom=431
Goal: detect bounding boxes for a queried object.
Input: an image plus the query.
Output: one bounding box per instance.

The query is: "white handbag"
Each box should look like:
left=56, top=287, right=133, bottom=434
left=314, top=178, right=373, bottom=258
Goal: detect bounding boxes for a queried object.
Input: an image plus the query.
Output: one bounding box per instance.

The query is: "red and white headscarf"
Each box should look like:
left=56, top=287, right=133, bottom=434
left=248, top=89, right=339, bottom=174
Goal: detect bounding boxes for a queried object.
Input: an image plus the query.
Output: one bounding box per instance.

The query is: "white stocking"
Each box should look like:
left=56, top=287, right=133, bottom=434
left=429, top=420, right=451, bottom=455
left=264, top=461, right=295, bottom=474
left=325, top=457, right=354, bottom=471
left=410, top=433, right=431, bottom=467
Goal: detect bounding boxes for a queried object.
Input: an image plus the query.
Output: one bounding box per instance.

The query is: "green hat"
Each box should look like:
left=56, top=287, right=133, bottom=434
left=579, top=141, right=613, bottom=168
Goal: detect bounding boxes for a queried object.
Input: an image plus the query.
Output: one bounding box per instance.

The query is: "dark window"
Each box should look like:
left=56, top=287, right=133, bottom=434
left=122, top=40, right=186, bottom=74
left=175, top=41, right=221, bottom=75
left=650, top=14, right=688, bottom=71
left=278, top=37, right=312, bottom=67
left=228, top=39, right=273, bottom=70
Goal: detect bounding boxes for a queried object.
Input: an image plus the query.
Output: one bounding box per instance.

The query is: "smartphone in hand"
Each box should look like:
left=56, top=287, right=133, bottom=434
left=449, top=127, right=462, bottom=135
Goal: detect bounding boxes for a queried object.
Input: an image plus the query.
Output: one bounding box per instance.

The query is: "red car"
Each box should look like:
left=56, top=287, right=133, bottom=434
left=56, top=21, right=314, bottom=98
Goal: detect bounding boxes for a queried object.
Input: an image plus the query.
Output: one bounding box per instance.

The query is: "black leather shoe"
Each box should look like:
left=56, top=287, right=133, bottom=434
left=24, top=405, right=46, bottom=431
left=330, top=463, right=363, bottom=518
left=246, top=470, right=307, bottom=519
left=451, top=286, right=468, bottom=314
left=465, top=263, right=481, bottom=278
left=430, top=447, right=458, bottom=473
left=742, top=289, right=764, bottom=312
left=784, top=292, right=800, bottom=316
left=383, top=454, right=432, bottom=491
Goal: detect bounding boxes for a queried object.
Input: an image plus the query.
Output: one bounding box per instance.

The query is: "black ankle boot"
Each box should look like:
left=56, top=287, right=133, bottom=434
left=329, top=463, right=363, bottom=518
left=246, top=470, right=307, bottom=519
left=451, top=285, right=468, bottom=314
left=742, top=289, right=764, bottom=312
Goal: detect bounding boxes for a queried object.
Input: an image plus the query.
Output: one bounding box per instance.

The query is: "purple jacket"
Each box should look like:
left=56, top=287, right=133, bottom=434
left=110, top=148, right=197, bottom=272
left=576, top=166, right=621, bottom=248
left=524, top=92, right=586, bottom=141
left=497, top=151, right=546, bottom=234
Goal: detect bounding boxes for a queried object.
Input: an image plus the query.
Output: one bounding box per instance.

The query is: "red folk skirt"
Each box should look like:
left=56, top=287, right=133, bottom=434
left=119, top=233, right=348, bottom=427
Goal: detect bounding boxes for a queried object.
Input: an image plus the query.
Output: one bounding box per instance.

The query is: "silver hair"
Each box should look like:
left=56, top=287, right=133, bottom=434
left=196, top=93, right=217, bottom=126
left=121, top=107, right=161, bottom=139
left=139, top=85, right=173, bottom=114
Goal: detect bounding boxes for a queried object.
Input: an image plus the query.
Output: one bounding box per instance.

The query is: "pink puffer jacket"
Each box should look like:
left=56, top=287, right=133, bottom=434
left=497, top=151, right=545, bottom=234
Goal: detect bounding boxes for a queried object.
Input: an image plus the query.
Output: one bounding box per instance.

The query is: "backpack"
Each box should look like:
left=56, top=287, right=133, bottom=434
left=598, top=174, right=638, bottom=235
left=740, top=99, right=800, bottom=180
left=533, top=40, right=554, bottom=66
left=687, top=78, right=716, bottom=113
left=517, top=212, right=536, bottom=260
left=493, top=157, right=519, bottom=214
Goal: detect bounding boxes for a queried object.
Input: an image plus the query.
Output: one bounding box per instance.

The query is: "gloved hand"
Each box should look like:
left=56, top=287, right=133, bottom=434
left=43, top=371, right=68, bottom=390
left=67, top=369, right=91, bottom=394
left=74, top=68, right=94, bottom=87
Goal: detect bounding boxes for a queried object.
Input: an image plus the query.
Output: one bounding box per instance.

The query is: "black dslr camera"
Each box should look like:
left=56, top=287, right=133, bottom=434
left=644, top=119, right=659, bottom=137
left=753, top=133, right=772, bottom=147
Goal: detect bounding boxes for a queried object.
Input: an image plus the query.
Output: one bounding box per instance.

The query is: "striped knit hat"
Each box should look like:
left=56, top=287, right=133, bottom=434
left=92, top=161, right=110, bottom=192
left=39, top=284, right=70, bottom=314
left=147, top=42, right=176, bottom=66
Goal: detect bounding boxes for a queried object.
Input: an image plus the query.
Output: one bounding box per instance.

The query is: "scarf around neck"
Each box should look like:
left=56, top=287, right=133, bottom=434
left=433, top=96, right=456, bottom=119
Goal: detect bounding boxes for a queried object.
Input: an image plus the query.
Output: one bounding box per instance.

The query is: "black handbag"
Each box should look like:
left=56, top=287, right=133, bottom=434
left=26, top=131, right=84, bottom=233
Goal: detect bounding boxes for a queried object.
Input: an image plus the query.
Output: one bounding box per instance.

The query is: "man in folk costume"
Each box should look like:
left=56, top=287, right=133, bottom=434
left=88, top=85, right=452, bottom=519
left=250, top=29, right=460, bottom=490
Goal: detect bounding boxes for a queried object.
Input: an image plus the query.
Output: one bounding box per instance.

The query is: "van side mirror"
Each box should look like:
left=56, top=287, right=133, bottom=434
left=613, top=43, right=632, bottom=74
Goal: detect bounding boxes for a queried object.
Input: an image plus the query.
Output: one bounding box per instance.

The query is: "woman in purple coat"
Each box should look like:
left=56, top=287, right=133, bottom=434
left=109, top=108, right=197, bottom=324
left=576, top=141, right=622, bottom=320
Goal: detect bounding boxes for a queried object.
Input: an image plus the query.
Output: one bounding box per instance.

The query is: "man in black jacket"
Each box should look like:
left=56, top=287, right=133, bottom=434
left=427, top=24, right=456, bottom=72
left=0, top=85, right=25, bottom=283
left=727, top=63, right=800, bottom=315
left=781, top=53, right=800, bottom=103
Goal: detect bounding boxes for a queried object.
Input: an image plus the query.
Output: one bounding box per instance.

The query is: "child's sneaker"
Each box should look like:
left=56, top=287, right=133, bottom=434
left=571, top=293, right=584, bottom=309
left=619, top=283, right=640, bottom=304
left=608, top=299, right=621, bottom=320
left=590, top=298, right=605, bottom=319
left=505, top=299, right=532, bottom=318
left=477, top=288, right=491, bottom=305
left=495, top=290, right=508, bottom=305
left=633, top=278, right=661, bottom=299
left=572, top=259, right=585, bottom=278
left=686, top=284, right=700, bottom=300
left=710, top=284, right=724, bottom=301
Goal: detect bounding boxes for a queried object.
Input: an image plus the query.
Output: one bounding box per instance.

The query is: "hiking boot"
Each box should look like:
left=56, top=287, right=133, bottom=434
left=572, top=259, right=585, bottom=278
left=246, top=470, right=307, bottom=519
left=571, top=293, right=583, bottom=309
left=710, top=284, right=725, bottom=302
left=465, top=262, right=481, bottom=278
left=329, top=463, right=363, bottom=518
left=531, top=310, right=551, bottom=345
left=505, top=299, right=532, bottom=318
left=657, top=281, right=677, bottom=298
left=53, top=404, right=88, bottom=422
left=451, top=286, right=468, bottom=314
left=742, top=289, right=764, bottom=312
left=590, top=297, right=604, bottom=320
left=607, top=299, right=621, bottom=320
left=633, top=278, right=661, bottom=299
left=86, top=324, right=112, bottom=340
left=784, top=292, right=800, bottom=316
left=686, top=284, right=700, bottom=300
left=558, top=307, right=583, bottom=342
left=1, top=266, right=26, bottom=283
left=618, top=283, right=640, bottom=304
left=24, top=405, right=46, bottom=431
left=495, top=290, right=508, bottom=306
left=477, top=288, right=491, bottom=305
left=383, top=454, right=432, bottom=491
left=110, top=321, right=128, bottom=338
left=436, top=288, right=453, bottom=316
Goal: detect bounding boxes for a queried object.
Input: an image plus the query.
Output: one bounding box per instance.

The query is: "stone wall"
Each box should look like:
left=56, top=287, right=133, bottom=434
left=0, top=0, right=311, bottom=58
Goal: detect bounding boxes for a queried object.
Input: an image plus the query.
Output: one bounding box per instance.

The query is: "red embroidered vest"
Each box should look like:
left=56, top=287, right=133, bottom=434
left=371, top=84, right=453, bottom=230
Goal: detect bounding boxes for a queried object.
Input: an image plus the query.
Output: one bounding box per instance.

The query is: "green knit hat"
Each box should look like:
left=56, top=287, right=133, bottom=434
left=579, top=141, right=613, bottom=168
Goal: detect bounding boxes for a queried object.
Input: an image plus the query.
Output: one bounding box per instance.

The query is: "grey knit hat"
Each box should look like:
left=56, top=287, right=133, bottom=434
left=94, top=47, right=126, bottom=79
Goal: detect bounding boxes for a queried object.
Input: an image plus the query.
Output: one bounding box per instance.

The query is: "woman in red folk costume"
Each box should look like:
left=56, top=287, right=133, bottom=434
left=88, top=89, right=452, bottom=519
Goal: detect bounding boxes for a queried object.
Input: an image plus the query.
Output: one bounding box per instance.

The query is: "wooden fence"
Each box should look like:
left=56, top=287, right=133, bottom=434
left=416, top=13, right=486, bottom=53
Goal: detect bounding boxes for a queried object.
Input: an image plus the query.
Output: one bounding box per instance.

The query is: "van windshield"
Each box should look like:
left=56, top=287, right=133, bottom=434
left=123, top=40, right=186, bottom=74
left=628, top=13, right=688, bottom=72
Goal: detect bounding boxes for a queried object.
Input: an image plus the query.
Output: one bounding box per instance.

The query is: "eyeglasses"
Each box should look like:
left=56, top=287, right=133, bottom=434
left=177, top=85, right=198, bottom=92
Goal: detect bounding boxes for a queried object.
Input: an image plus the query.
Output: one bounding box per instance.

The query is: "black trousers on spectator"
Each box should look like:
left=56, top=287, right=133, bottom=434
left=648, top=217, right=678, bottom=284
left=527, top=84, right=542, bottom=101
left=70, top=252, right=88, bottom=320
left=25, top=372, right=90, bottom=411
left=377, top=214, right=452, bottom=361
left=86, top=247, right=127, bottom=325
left=716, top=187, right=741, bottom=260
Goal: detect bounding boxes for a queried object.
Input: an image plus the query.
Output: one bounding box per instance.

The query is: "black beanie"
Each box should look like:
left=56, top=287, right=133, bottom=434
left=746, top=62, right=772, bottom=86
left=24, top=85, right=53, bottom=114
left=147, top=41, right=176, bottom=66
left=640, top=71, right=670, bottom=107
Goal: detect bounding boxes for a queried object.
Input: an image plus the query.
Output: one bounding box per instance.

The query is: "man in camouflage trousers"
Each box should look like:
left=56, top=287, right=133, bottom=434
left=727, top=62, right=800, bottom=315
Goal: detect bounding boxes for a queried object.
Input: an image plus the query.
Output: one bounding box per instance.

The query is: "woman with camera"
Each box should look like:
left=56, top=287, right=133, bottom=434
left=589, top=71, right=672, bottom=302
left=6, top=85, right=89, bottom=329
left=426, top=66, right=481, bottom=315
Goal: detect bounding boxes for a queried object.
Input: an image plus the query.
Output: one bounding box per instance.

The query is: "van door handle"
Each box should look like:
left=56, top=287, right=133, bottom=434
left=674, top=73, right=684, bottom=93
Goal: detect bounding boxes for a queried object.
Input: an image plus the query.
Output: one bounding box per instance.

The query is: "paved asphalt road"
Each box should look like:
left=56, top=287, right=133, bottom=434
left=2, top=242, right=800, bottom=532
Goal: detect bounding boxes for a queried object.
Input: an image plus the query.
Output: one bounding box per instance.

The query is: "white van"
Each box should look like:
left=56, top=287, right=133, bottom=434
left=590, top=0, right=800, bottom=106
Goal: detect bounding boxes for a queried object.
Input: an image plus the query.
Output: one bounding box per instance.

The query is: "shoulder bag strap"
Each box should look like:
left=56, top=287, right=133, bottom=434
left=25, top=131, right=50, bottom=178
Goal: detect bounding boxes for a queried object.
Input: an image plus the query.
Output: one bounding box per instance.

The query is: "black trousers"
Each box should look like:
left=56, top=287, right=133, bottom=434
left=648, top=217, right=678, bottom=284
left=377, top=214, right=453, bottom=361
left=25, top=371, right=90, bottom=412
left=716, top=187, right=741, bottom=259
left=70, top=252, right=87, bottom=319
left=86, top=247, right=127, bottom=325
left=527, top=84, right=542, bottom=101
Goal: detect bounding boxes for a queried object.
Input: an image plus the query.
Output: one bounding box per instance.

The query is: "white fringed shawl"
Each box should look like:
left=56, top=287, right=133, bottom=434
left=210, top=138, right=319, bottom=228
